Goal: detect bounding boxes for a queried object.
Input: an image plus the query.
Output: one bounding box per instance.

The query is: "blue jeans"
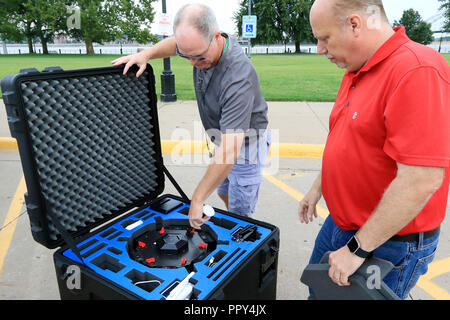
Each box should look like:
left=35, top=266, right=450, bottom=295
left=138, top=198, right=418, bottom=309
left=308, top=215, right=440, bottom=300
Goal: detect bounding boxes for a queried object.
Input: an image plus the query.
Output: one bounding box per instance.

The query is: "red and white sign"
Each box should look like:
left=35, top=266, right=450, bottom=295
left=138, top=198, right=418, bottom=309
left=159, top=13, right=173, bottom=36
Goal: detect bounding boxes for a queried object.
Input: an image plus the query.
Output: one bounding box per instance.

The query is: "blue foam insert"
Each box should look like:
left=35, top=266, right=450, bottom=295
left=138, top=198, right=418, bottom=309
left=63, top=200, right=272, bottom=300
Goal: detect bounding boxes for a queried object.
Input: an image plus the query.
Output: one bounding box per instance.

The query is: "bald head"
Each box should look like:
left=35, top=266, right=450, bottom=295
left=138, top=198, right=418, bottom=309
left=333, top=0, right=388, bottom=23
left=310, top=0, right=395, bottom=72
left=310, top=0, right=335, bottom=28
left=311, top=0, right=389, bottom=28
left=173, top=4, right=219, bottom=43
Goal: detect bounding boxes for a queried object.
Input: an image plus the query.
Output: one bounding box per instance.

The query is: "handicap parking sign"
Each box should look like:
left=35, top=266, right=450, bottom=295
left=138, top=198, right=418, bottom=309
left=242, top=15, right=257, bottom=38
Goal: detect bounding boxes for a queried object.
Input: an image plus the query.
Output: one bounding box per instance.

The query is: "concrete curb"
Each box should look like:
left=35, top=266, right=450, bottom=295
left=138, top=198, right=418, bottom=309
left=0, top=137, right=325, bottom=158
left=0, top=137, right=17, bottom=150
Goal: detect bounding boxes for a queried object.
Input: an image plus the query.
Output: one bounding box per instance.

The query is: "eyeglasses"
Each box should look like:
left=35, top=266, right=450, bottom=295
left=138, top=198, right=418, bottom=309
left=176, top=37, right=214, bottom=61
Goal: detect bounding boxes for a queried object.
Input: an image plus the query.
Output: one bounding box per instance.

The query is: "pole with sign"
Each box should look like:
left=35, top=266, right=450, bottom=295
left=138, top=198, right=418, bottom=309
left=242, top=10, right=256, bottom=58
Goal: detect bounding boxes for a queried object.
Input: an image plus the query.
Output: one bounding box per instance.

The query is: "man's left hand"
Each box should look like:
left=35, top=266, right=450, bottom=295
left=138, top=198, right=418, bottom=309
left=328, top=245, right=365, bottom=286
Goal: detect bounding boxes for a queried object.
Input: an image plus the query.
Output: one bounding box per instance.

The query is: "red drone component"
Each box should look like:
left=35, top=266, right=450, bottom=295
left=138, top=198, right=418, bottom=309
left=159, top=227, right=165, bottom=235
left=181, top=257, right=187, bottom=265
left=146, top=257, right=155, bottom=264
left=199, top=242, right=207, bottom=249
left=189, top=228, right=196, bottom=234
left=138, top=241, right=146, bottom=248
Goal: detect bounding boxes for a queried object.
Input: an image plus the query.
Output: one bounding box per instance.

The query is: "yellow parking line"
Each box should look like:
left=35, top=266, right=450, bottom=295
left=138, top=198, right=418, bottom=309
left=262, top=173, right=329, bottom=219
left=0, top=175, right=26, bottom=279
left=1, top=137, right=326, bottom=159
left=161, top=140, right=208, bottom=154
left=417, top=257, right=450, bottom=300
left=269, top=143, right=324, bottom=159
left=0, top=137, right=325, bottom=159
left=160, top=140, right=325, bottom=159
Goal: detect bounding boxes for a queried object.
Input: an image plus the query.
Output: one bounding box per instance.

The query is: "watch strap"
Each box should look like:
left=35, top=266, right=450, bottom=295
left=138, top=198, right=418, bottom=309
left=347, top=236, right=373, bottom=259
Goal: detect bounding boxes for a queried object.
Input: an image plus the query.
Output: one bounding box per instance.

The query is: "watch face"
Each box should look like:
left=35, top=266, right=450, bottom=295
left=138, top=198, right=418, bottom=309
left=347, top=236, right=359, bottom=253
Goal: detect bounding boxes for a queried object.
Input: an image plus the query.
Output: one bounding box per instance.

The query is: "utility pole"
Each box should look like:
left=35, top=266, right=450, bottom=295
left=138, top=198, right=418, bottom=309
left=248, top=0, right=252, bottom=58
left=160, top=0, right=177, bottom=102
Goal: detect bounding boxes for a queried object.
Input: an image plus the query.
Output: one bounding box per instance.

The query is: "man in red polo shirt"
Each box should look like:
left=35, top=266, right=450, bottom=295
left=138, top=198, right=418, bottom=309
left=299, top=0, right=450, bottom=299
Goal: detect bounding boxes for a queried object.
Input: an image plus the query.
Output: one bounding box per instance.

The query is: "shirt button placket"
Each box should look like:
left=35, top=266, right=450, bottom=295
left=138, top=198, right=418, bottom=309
left=346, top=82, right=355, bottom=108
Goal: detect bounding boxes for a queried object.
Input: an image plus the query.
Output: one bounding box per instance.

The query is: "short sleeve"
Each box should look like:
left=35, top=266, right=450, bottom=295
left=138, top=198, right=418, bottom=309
left=219, top=72, right=254, bottom=134
left=383, top=67, right=450, bottom=167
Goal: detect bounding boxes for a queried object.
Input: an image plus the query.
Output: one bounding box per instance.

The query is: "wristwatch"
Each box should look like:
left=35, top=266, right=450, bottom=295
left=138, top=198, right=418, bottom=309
left=346, top=235, right=373, bottom=259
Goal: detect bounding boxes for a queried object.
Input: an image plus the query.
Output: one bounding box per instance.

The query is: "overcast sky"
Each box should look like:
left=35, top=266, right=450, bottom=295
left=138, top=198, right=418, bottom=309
left=150, top=0, right=445, bottom=35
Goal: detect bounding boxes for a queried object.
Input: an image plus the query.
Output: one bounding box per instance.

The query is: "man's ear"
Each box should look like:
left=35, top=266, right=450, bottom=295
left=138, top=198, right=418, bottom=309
left=348, top=14, right=363, bottom=37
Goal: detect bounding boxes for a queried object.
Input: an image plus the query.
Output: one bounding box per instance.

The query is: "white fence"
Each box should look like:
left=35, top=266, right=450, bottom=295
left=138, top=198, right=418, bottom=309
left=0, top=44, right=151, bottom=55
left=0, top=43, right=319, bottom=55
left=1, top=42, right=449, bottom=55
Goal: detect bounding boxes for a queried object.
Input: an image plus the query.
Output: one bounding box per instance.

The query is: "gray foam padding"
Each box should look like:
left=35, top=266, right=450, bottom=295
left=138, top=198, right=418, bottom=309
left=20, top=70, right=160, bottom=240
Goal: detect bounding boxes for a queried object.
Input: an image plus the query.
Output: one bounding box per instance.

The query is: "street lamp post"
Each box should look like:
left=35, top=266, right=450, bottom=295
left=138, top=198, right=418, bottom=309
left=160, top=0, right=177, bottom=102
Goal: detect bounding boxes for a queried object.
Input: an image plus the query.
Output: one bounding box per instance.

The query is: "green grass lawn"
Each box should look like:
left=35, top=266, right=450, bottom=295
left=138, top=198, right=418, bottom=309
left=0, top=53, right=342, bottom=101
left=0, top=53, right=448, bottom=102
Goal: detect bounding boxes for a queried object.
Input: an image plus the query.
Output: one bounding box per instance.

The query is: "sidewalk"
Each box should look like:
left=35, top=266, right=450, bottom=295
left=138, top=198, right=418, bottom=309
left=0, top=99, right=331, bottom=145
left=0, top=98, right=449, bottom=300
left=156, top=99, right=331, bottom=144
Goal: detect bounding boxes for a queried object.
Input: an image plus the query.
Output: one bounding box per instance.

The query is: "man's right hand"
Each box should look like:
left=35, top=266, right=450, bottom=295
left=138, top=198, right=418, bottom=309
left=298, top=188, right=322, bottom=224
left=111, top=52, right=149, bottom=77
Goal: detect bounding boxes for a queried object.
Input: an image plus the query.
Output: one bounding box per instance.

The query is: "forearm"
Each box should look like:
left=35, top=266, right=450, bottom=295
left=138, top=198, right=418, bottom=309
left=298, top=170, right=323, bottom=224
left=141, top=37, right=177, bottom=60
left=356, top=164, right=444, bottom=252
left=311, top=171, right=322, bottom=194
left=192, top=133, right=244, bottom=203
left=192, top=162, right=234, bottom=203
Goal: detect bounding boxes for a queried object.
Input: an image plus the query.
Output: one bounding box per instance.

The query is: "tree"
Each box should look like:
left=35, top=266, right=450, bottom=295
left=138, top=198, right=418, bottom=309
left=0, top=0, right=70, bottom=54
left=0, top=0, right=37, bottom=53
left=284, top=0, right=315, bottom=53
left=1, top=0, right=159, bottom=55
left=67, top=0, right=159, bottom=55
left=234, top=0, right=315, bottom=53
left=439, top=0, right=450, bottom=32
left=394, top=9, right=434, bottom=45
left=234, top=0, right=286, bottom=46
left=23, top=0, right=69, bottom=54
left=0, top=1, right=23, bottom=43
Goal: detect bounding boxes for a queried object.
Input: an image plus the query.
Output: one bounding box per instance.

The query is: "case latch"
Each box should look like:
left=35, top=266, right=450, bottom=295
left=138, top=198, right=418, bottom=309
left=43, top=66, right=64, bottom=73
left=19, top=68, right=39, bottom=74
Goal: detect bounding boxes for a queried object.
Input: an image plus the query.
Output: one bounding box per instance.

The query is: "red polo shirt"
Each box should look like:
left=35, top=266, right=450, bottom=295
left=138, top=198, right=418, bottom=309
left=322, top=27, right=450, bottom=235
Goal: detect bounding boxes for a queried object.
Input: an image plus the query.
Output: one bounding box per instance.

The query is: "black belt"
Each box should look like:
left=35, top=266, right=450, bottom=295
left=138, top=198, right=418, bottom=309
left=389, top=226, right=440, bottom=242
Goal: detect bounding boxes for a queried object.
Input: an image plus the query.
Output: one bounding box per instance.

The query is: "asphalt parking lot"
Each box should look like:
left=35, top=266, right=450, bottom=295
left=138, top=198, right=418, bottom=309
left=0, top=99, right=449, bottom=300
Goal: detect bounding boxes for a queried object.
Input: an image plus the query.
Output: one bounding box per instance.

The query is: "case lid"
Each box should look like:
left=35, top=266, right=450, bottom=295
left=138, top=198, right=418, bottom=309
left=1, top=65, right=165, bottom=248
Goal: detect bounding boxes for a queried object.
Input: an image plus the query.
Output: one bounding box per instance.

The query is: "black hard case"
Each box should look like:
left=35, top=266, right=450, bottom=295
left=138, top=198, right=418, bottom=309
left=1, top=65, right=279, bottom=300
